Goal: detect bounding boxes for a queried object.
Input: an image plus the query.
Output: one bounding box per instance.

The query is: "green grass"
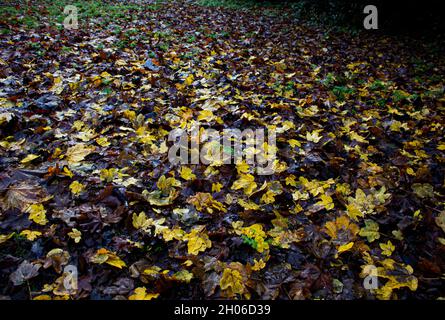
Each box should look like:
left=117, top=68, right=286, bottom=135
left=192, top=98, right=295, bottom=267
left=197, top=0, right=280, bottom=10
left=0, top=0, right=163, bottom=30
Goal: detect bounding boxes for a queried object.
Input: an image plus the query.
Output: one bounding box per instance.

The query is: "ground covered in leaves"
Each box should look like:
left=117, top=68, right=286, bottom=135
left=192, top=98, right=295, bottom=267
left=0, top=0, right=445, bottom=300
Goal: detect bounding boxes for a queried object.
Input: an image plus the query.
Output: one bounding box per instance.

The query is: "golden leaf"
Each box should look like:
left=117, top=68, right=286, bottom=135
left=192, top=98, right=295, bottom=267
left=20, top=230, right=42, bottom=241
left=66, top=143, right=95, bottom=164
left=27, top=204, right=48, bottom=225
left=128, top=287, right=159, bottom=300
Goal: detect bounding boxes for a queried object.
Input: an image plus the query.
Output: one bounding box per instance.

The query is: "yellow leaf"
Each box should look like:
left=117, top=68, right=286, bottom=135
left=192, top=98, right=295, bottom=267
left=0, top=232, right=15, bottom=244
left=197, top=110, right=214, bottom=122
left=20, top=230, right=42, bottom=241
left=128, top=287, right=159, bottom=300
left=236, top=161, right=250, bottom=174
left=231, top=174, right=257, bottom=196
left=180, top=167, right=196, bottom=181
left=187, top=192, right=226, bottom=214
left=316, top=194, right=334, bottom=210
left=95, top=137, right=110, bottom=147
left=62, top=167, right=74, bottom=178
left=67, top=228, right=82, bottom=243
left=220, top=268, right=244, bottom=297
left=69, top=181, right=84, bottom=196
left=183, top=227, right=211, bottom=255
left=90, top=248, right=126, bottom=269
left=337, top=241, right=354, bottom=254
left=380, top=240, right=395, bottom=257
left=285, top=174, right=297, bottom=187
left=359, top=219, right=380, bottom=242
left=288, top=139, right=301, bottom=148
left=212, top=182, right=223, bottom=192
left=66, top=143, right=95, bottom=164
left=238, top=199, right=260, bottom=210
left=172, top=270, right=193, bottom=283
left=100, top=168, right=117, bottom=182
left=184, top=74, right=194, bottom=86
left=132, top=212, right=151, bottom=231
left=21, top=154, right=40, bottom=164
left=251, top=259, right=266, bottom=271
left=27, top=204, right=48, bottom=225
left=260, top=190, right=276, bottom=204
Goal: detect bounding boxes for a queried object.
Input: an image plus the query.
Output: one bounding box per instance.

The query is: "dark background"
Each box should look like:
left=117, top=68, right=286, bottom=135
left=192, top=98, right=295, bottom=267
left=258, top=0, right=445, bottom=36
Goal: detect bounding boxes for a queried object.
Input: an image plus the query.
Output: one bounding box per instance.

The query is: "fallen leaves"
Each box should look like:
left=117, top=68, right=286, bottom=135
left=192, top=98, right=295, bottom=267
left=26, top=204, right=48, bottom=226
left=10, top=261, right=41, bottom=286
left=65, top=143, right=95, bottom=165
left=128, top=287, right=159, bottom=300
left=90, top=248, right=126, bottom=269
left=183, top=226, right=212, bottom=255
left=0, top=0, right=443, bottom=301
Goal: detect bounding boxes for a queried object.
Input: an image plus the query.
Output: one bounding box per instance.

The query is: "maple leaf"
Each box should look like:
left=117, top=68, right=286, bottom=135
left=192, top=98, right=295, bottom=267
left=67, top=228, right=82, bottom=243
left=183, top=227, right=211, bottom=255
left=187, top=192, right=226, bottom=214
left=128, top=287, right=159, bottom=300
left=180, top=166, right=196, bottom=181
left=20, top=230, right=42, bottom=241
left=26, top=204, right=48, bottom=225
left=10, top=261, right=41, bottom=286
left=380, top=241, right=395, bottom=257
left=1, top=181, right=48, bottom=211
left=231, top=174, right=257, bottom=196
left=324, top=215, right=359, bottom=241
left=316, top=194, right=335, bottom=210
left=69, top=181, right=84, bottom=196
left=20, top=154, right=40, bottom=164
left=65, top=143, right=95, bottom=164
left=0, top=232, right=15, bottom=244
left=359, top=219, right=380, bottom=242
left=90, top=248, right=126, bottom=269
left=219, top=263, right=245, bottom=298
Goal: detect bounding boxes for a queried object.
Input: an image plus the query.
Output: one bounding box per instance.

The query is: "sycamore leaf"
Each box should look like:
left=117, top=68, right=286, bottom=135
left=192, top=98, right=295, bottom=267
left=183, top=227, right=211, bottom=255
left=90, top=248, right=126, bottom=269
left=219, top=267, right=244, bottom=297
left=180, top=166, right=196, bottom=181
left=20, top=230, right=42, bottom=241
left=10, top=260, right=41, bottom=286
left=411, top=183, right=434, bottom=199
left=27, top=204, right=48, bottom=225
left=359, top=219, right=380, bottom=242
left=0, top=232, right=15, bottom=244
left=69, top=181, right=84, bottom=196
left=231, top=174, right=257, bottom=196
left=20, top=154, right=40, bottom=164
left=132, top=212, right=151, bottom=230
left=128, top=287, right=159, bottom=300
left=67, top=228, right=82, bottom=243
left=380, top=240, right=395, bottom=257
left=337, top=241, right=354, bottom=255
left=65, top=143, right=95, bottom=164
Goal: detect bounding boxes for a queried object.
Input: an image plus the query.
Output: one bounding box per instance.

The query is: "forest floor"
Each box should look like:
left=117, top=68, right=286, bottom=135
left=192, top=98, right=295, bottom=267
left=0, top=0, right=444, bottom=300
